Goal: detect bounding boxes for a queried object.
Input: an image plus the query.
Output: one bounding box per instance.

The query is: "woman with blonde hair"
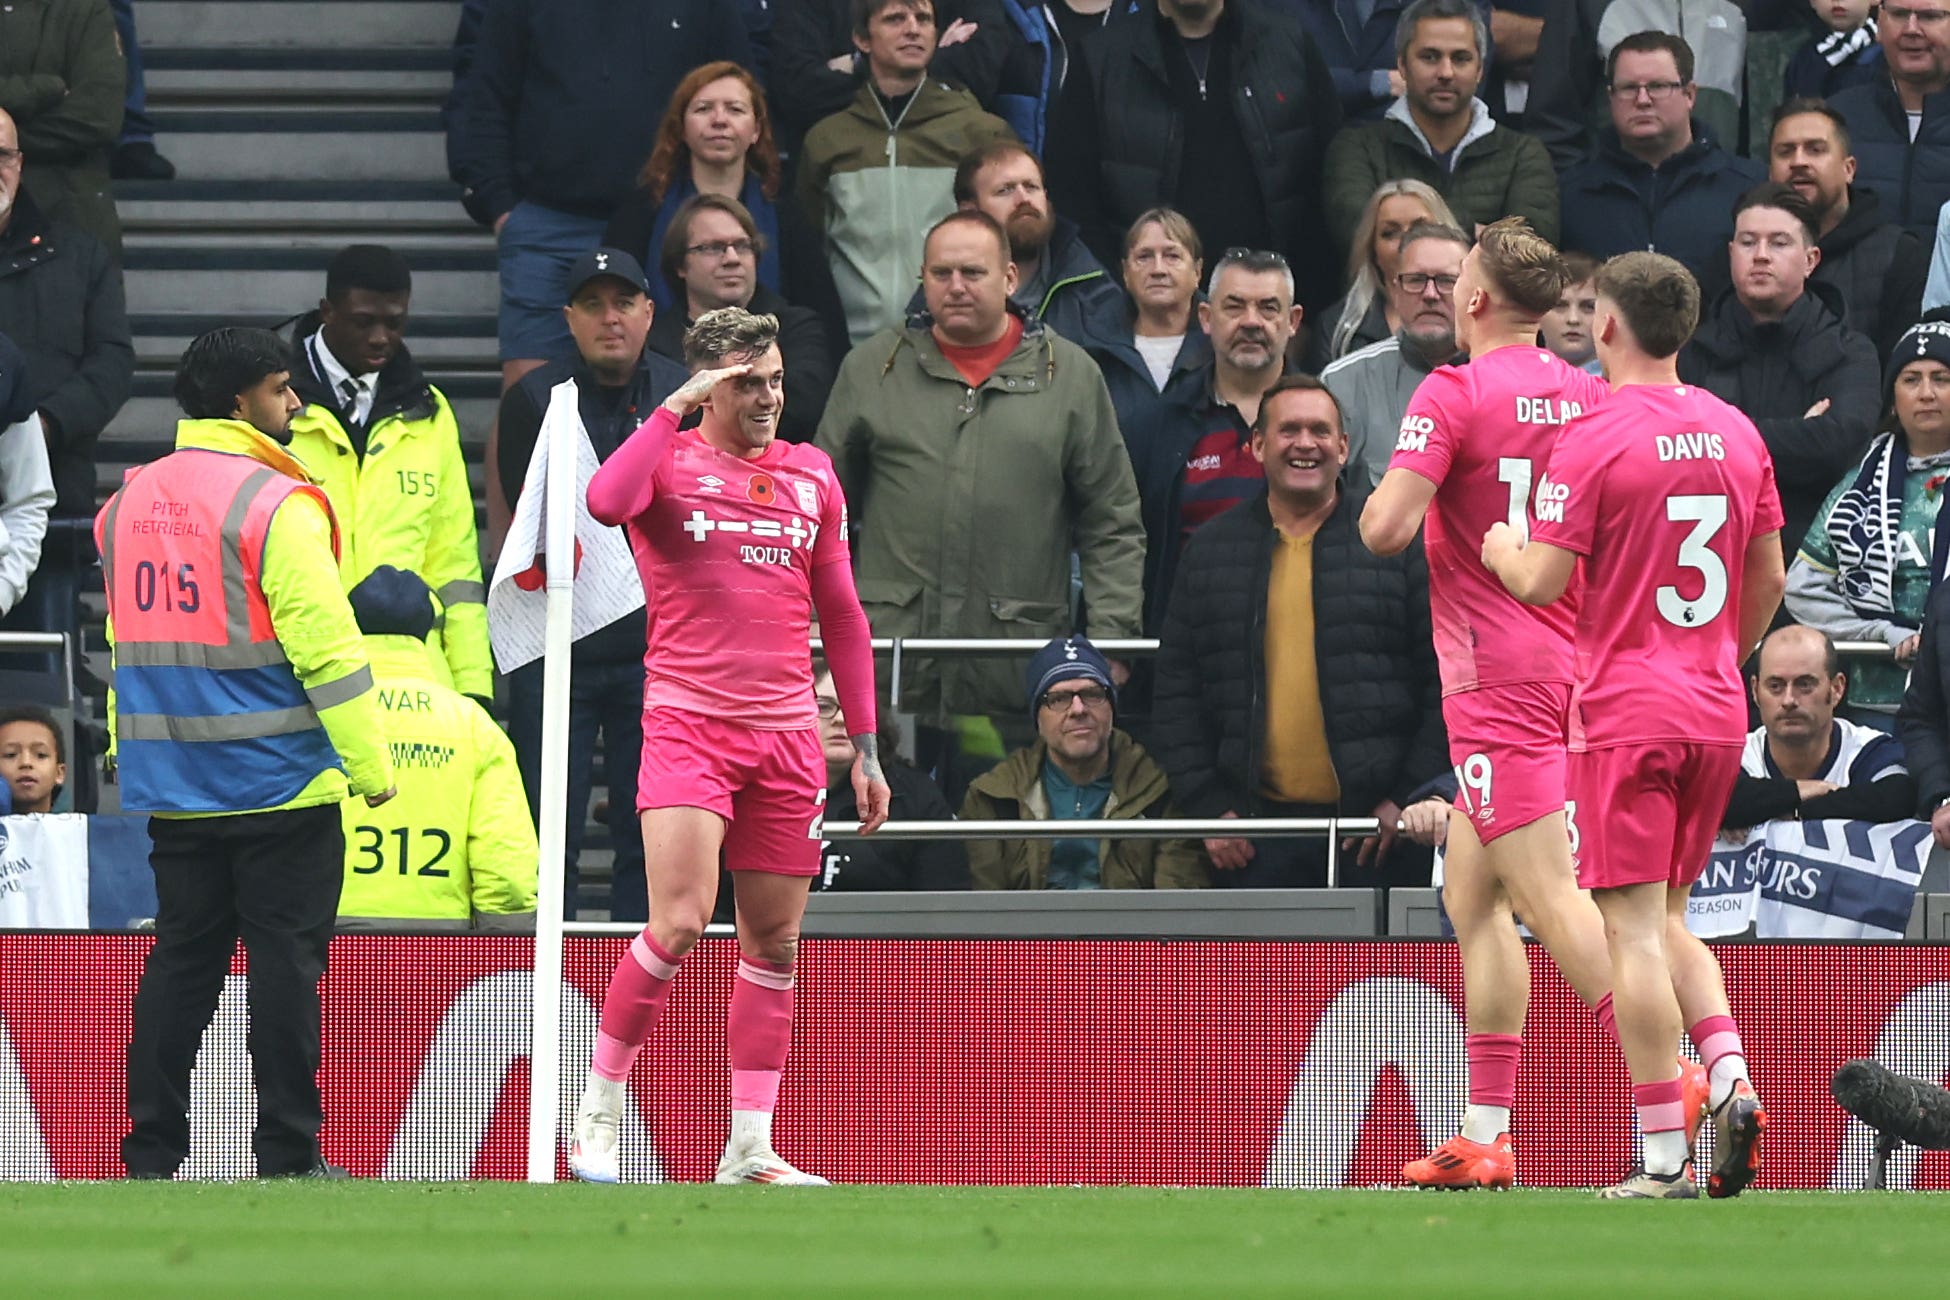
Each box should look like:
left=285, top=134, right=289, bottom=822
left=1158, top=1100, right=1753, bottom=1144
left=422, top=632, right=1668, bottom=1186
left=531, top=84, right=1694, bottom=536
left=1304, top=179, right=1459, bottom=372
left=604, top=61, right=841, bottom=334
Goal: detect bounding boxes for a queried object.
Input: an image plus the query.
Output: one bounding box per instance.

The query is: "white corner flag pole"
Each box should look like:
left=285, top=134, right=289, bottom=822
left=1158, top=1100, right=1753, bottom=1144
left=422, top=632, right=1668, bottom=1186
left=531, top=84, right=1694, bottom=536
left=526, top=380, right=579, bottom=1183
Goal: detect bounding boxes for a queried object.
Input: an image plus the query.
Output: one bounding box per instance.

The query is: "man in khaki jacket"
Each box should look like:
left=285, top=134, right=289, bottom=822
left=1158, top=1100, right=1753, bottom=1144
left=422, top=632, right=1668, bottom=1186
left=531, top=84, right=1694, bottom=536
left=962, top=636, right=1206, bottom=890
left=815, top=211, right=1145, bottom=749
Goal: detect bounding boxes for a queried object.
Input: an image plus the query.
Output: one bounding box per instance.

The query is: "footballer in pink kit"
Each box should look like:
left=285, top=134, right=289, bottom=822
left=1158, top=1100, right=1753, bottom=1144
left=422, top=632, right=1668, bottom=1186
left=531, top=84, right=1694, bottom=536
left=568, top=306, right=891, bottom=1187
left=1485, top=251, right=1787, bottom=1200
left=1364, top=218, right=1622, bottom=1191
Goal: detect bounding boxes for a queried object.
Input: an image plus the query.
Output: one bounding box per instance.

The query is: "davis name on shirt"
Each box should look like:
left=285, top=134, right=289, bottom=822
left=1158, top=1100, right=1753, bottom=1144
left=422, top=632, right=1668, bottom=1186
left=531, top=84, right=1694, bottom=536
left=1657, top=432, right=1727, bottom=461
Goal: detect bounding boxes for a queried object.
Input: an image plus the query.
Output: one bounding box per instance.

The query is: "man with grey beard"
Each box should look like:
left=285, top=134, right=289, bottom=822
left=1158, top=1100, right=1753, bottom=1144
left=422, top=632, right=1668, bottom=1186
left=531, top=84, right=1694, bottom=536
left=1325, top=220, right=1470, bottom=487
left=1125, top=247, right=1302, bottom=631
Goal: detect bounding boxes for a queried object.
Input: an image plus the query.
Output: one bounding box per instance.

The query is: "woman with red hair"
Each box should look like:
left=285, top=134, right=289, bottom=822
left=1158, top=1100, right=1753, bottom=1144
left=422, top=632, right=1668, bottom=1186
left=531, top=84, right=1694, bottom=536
left=604, top=62, right=840, bottom=336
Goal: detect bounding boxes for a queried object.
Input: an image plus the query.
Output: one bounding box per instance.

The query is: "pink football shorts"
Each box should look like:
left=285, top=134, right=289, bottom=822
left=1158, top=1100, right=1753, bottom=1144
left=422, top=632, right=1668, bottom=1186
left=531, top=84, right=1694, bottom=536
left=1442, top=681, right=1572, bottom=845
left=1568, top=741, right=1742, bottom=890
left=638, top=707, right=826, bottom=877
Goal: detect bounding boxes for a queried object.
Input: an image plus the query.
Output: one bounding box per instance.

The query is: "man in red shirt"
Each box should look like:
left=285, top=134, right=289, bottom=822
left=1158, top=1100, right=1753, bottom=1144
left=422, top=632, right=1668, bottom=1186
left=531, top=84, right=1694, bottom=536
left=1484, top=251, right=1787, bottom=1200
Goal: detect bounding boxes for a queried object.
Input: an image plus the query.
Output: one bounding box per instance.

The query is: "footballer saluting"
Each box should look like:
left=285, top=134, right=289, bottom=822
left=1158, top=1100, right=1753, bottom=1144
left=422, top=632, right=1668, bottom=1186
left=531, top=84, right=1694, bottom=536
left=1483, top=252, right=1786, bottom=1199
left=1361, top=218, right=1621, bottom=1190
left=571, top=307, right=890, bottom=1186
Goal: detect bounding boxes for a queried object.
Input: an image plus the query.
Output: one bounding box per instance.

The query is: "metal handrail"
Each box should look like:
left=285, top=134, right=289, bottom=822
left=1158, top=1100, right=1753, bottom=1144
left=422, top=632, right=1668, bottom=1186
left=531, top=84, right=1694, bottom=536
left=0, top=631, right=75, bottom=707
left=824, top=816, right=1385, bottom=888
left=813, top=635, right=1900, bottom=710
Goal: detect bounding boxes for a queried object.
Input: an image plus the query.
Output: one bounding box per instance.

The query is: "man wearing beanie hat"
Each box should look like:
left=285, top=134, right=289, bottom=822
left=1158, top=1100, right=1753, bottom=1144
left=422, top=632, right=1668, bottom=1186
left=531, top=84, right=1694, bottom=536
left=960, top=635, right=1206, bottom=890
left=336, top=566, right=538, bottom=931
left=1790, top=316, right=1950, bottom=718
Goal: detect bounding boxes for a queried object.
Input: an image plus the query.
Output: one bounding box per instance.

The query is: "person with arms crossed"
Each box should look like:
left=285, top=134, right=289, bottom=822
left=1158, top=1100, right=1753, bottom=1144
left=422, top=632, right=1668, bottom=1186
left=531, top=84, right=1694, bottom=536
left=1482, top=251, right=1787, bottom=1199
left=107, top=328, right=396, bottom=1180
left=1360, top=217, right=1624, bottom=1191
left=570, top=307, right=891, bottom=1187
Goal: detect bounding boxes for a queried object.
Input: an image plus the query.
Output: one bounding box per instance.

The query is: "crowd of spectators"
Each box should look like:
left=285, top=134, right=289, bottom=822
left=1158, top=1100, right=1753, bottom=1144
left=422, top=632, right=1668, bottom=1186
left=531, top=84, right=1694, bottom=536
left=19, top=0, right=1950, bottom=918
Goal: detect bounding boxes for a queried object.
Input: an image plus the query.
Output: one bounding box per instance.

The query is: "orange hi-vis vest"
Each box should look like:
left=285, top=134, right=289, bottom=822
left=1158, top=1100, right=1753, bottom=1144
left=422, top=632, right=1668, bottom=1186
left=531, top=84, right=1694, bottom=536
left=96, top=447, right=347, bottom=814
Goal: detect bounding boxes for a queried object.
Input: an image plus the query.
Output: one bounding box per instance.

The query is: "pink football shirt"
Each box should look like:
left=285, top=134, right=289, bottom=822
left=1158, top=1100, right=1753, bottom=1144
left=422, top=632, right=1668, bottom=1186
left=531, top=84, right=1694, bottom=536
left=1530, top=384, right=1785, bottom=749
left=591, top=408, right=850, bottom=729
left=1387, top=346, right=1608, bottom=693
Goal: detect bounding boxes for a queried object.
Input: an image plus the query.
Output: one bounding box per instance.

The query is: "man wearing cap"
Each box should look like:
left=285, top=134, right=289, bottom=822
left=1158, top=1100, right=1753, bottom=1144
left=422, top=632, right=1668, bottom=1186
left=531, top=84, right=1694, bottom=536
left=336, top=566, right=538, bottom=932
left=959, top=635, right=1207, bottom=890
left=492, top=247, right=688, bottom=922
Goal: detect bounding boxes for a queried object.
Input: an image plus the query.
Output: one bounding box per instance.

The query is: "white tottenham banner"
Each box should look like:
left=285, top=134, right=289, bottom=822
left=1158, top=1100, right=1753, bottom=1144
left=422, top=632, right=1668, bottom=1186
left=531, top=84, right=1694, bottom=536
left=486, top=379, right=645, bottom=673
left=1689, top=819, right=1930, bottom=940
left=0, top=815, right=89, bottom=928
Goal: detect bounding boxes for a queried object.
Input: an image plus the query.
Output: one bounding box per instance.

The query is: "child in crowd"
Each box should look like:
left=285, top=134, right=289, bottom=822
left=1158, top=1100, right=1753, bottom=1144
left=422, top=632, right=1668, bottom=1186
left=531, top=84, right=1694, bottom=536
left=1539, top=252, right=1602, bottom=375
left=1784, top=0, right=1885, bottom=100
left=0, top=706, right=66, bottom=814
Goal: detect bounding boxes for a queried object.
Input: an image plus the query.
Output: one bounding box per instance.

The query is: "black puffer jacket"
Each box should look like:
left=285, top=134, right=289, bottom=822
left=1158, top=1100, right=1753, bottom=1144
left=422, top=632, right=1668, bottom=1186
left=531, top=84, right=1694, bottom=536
left=1151, top=483, right=1449, bottom=821
left=0, top=190, right=131, bottom=517
left=1830, top=76, right=1950, bottom=237
left=1678, top=278, right=1881, bottom=556
left=1811, top=187, right=1928, bottom=365
left=1048, top=0, right=1341, bottom=303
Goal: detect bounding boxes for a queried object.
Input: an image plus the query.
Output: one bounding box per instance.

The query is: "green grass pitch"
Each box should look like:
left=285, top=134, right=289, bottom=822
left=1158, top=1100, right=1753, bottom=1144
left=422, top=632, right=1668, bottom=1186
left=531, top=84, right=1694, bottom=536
left=3, top=1183, right=1946, bottom=1298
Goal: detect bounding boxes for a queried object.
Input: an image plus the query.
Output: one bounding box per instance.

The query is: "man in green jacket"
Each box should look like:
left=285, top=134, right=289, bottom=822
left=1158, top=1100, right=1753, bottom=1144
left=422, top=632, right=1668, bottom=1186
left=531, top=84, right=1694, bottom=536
left=816, top=210, right=1146, bottom=737
left=1322, top=0, right=1558, bottom=262
left=963, top=636, right=1206, bottom=890
left=796, top=0, right=1016, bottom=345
left=0, top=0, right=126, bottom=256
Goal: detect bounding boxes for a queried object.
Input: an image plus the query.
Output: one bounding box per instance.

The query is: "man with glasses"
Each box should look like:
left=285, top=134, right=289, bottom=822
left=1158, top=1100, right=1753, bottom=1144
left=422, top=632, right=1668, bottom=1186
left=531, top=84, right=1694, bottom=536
left=963, top=635, right=1207, bottom=890
left=649, top=194, right=835, bottom=444
left=1831, top=0, right=1950, bottom=234
left=1123, top=247, right=1301, bottom=630
left=1325, top=221, right=1470, bottom=487
left=1557, top=32, right=1761, bottom=277
left=1528, top=0, right=1748, bottom=171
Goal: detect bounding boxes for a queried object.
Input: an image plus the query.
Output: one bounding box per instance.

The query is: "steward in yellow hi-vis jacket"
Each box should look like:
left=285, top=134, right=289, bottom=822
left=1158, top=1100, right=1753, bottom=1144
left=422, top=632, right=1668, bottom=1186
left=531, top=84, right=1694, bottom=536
left=285, top=245, right=491, bottom=701
left=336, top=566, right=537, bottom=932
left=104, top=328, right=395, bottom=1180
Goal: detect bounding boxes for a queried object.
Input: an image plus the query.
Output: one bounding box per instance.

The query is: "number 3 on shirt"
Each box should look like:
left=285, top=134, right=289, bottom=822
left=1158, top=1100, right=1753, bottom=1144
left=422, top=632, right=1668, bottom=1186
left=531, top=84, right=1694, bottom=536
left=1658, top=494, right=1729, bottom=627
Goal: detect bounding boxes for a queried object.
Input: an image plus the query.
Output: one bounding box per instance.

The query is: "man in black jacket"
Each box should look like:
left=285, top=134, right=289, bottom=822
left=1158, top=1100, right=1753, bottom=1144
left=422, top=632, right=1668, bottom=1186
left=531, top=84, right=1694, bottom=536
left=647, top=195, right=835, bottom=445
left=1899, top=568, right=1950, bottom=841
left=493, top=249, right=690, bottom=923
left=1047, top=0, right=1343, bottom=307
left=1767, top=99, right=1927, bottom=363
left=1679, top=183, right=1880, bottom=559
left=0, top=108, right=132, bottom=521
left=1828, top=0, right=1950, bottom=235
left=1554, top=33, right=1762, bottom=278
left=1152, top=374, right=1450, bottom=887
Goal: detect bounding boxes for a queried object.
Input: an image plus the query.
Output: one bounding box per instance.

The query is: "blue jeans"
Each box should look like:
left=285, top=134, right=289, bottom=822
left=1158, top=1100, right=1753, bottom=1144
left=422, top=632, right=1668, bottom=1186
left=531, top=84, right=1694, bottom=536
left=496, top=202, right=607, bottom=361
left=508, top=658, right=647, bottom=921
left=110, top=0, right=155, bottom=146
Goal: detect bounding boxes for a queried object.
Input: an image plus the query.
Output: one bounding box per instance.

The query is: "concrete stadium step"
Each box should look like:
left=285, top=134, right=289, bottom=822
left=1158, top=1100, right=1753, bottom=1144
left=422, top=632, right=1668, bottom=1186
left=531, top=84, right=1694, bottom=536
left=145, top=47, right=451, bottom=107
left=141, top=0, right=457, bottom=51
left=102, top=383, right=501, bottom=451
left=118, top=180, right=476, bottom=235
left=147, top=108, right=446, bottom=183
left=130, top=313, right=497, bottom=371
left=124, top=250, right=496, bottom=320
